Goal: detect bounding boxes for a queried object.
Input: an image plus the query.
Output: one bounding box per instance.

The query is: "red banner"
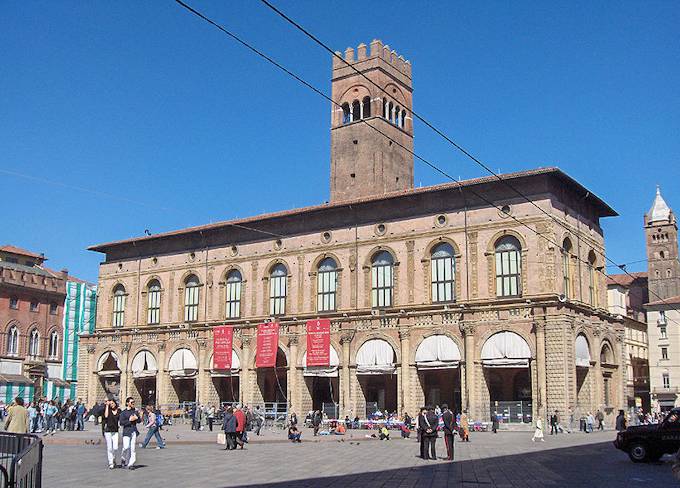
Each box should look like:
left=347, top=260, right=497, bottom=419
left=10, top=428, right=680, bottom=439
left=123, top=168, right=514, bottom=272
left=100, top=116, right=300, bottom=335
left=306, top=319, right=331, bottom=367
left=256, top=322, right=280, bottom=368
left=213, top=326, right=234, bottom=370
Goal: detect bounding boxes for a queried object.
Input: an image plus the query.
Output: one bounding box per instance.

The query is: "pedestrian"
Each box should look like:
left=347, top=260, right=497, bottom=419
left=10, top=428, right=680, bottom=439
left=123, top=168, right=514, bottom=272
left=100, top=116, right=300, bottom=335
left=416, top=407, right=426, bottom=458
left=27, top=402, right=37, bottom=433
left=459, top=410, right=470, bottom=442
left=550, top=410, right=559, bottom=435
left=119, top=397, right=140, bottom=469
left=596, top=409, right=604, bottom=431
left=312, top=410, right=322, bottom=436
left=140, top=405, right=165, bottom=449
left=44, top=400, right=58, bottom=435
left=222, top=406, right=237, bottom=450
left=441, top=404, right=456, bottom=461
left=532, top=418, right=545, bottom=442
left=207, top=405, right=216, bottom=432
left=4, top=397, right=29, bottom=434
left=254, top=406, right=264, bottom=435
left=615, top=409, right=627, bottom=432
left=234, top=405, right=246, bottom=449
left=76, top=399, right=86, bottom=431
left=290, top=411, right=298, bottom=427
left=419, top=406, right=438, bottom=460
left=492, top=412, right=499, bottom=434
left=102, top=399, right=120, bottom=469
left=586, top=412, right=595, bottom=433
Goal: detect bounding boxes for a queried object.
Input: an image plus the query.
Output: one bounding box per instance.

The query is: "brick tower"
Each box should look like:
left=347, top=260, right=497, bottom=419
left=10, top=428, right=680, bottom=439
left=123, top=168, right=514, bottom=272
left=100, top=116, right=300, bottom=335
left=645, top=186, right=680, bottom=299
left=329, top=40, right=414, bottom=203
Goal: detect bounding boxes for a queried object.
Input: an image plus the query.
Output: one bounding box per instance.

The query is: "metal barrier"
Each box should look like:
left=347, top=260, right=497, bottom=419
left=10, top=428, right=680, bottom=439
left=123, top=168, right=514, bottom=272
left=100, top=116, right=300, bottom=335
left=0, top=433, right=43, bottom=488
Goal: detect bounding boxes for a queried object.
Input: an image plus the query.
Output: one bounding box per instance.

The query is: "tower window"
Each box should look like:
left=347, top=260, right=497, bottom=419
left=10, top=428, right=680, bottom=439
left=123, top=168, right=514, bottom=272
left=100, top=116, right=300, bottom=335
left=362, top=96, right=371, bottom=118
left=351, top=100, right=361, bottom=122
left=342, top=103, right=351, bottom=124
left=395, top=106, right=401, bottom=126
left=388, top=102, right=394, bottom=123
left=401, top=109, right=406, bottom=128
left=382, top=99, right=387, bottom=118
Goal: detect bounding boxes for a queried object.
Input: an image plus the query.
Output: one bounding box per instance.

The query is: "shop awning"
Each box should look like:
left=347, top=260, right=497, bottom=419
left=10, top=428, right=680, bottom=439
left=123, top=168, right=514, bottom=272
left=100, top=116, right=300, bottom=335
left=415, top=335, right=461, bottom=369
left=0, top=374, right=34, bottom=386
left=575, top=335, right=591, bottom=368
left=302, top=346, right=340, bottom=377
left=210, top=350, right=241, bottom=377
left=481, top=331, right=531, bottom=368
left=131, top=350, right=158, bottom=379
left=169, top=348, right=198, bottom=378
left=356, top=339, right=396, bottom=375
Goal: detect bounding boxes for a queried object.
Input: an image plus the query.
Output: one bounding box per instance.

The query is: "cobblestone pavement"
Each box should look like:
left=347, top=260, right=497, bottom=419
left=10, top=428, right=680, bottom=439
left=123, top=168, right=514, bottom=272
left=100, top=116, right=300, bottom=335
left=43, top=429, right=675, bottom=487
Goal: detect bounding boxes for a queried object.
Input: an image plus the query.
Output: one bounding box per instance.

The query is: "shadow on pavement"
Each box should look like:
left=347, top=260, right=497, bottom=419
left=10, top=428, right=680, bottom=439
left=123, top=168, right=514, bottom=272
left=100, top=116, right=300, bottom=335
left=230, top=442, right=675, bottom=488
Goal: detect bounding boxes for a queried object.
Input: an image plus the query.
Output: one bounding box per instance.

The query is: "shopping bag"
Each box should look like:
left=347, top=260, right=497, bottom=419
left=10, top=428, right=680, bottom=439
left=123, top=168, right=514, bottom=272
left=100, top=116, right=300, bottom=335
left=217, top=433, right=226, bottom=445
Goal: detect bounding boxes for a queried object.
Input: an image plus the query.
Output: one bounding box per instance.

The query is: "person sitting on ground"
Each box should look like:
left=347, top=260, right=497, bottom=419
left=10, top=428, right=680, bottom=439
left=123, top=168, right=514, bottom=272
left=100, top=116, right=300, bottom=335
left=400, top=422, right=411, bottom=438
left=288, top=424, right=302, bottom=443
left=335, top=422, right=346, bottom=435
left=379, top=425, right=390, bottom=440
left=344, top=415, right=351, bottom=429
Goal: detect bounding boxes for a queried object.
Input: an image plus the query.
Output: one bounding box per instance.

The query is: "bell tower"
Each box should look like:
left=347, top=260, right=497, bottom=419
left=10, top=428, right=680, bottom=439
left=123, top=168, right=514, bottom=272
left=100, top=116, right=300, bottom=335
left=329, top=40, right=414, bottom=203
left=645, top=186, right=680, bottom=299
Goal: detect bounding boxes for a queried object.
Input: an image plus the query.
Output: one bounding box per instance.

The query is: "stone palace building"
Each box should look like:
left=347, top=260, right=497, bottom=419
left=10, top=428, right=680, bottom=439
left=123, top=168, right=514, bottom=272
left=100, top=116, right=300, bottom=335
left=78, top=40, right=625, bottom=425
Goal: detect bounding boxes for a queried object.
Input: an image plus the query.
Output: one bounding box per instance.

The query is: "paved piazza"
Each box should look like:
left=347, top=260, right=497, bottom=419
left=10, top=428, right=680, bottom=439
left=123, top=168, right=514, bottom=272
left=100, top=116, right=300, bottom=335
left=43, top=425, right=674, bottom=487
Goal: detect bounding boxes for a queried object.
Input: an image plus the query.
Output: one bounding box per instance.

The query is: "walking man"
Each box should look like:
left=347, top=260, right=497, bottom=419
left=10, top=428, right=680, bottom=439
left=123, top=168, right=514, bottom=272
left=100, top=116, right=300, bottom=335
left=550, top=410, right=559, bottom=435
left=312, top=410, right=322, bottom=436
left=140, top=405, right=165, bottom=449
left=4, top=397, right=29, bottom=433
left=76, top=399, right=86, bottom=431
left=442, top=404, right=456, bottom=461
left=120, top=397, right=140, bottom=469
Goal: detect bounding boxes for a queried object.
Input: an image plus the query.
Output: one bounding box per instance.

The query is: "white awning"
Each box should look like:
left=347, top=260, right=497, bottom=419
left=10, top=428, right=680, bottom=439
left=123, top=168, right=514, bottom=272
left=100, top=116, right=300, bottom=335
left=131, top=350, right=158, bottom=379
left=168, top=348, right=198, bottom=378
left=415, top=335, right=461, bottom=369
left=481, top=331, right=531, bottom=368
left=356, top=339, right=396, bottom=375
left=96, top=352, right=121, bottom=376
left=575, top=335, right=591, bottom=368
left=210, top=350, right=241, bottom=377
left=302, top=346, right=340, bottom=377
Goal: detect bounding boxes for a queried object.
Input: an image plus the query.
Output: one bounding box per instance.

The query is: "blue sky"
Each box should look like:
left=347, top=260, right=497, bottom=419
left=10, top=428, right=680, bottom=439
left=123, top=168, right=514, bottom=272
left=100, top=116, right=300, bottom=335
left=2, top=0, right=678, bottom=282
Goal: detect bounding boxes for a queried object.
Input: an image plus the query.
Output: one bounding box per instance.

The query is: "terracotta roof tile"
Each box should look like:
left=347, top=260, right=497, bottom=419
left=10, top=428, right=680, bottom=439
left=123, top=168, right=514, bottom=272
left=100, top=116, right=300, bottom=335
left=606, top=272, right=648, bottom=287
left=646, top=294, right=680, bottom=307
left=0, top=245, right=44, bottom=259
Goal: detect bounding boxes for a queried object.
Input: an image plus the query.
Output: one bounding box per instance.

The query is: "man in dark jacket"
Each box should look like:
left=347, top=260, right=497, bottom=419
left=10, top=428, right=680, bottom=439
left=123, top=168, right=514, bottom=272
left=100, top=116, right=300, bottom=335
left=312, top=410, right=322, bottom=436
left=418, top=406, right=438, bottom=460
left=222, top=407, right=237, bottom=450
left=119, top=397, right=140, bottom=469
left=441, top=404, right=456, bottom=461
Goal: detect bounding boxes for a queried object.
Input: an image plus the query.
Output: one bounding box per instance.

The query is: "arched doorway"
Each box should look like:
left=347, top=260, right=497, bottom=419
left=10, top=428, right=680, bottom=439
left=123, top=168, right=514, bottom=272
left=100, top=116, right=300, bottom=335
left=256, top=347, right=288, bottom=417
left=356, top=339, right=397, bottom=417
left=575, top=334, right=592, bottom=412
left=131, top=350, right=158, bottom=407
left=210, top=350, right=240, bottom=405
left=302, top=346, right=340, bottom=417
left=415, top=335, right=462, bottom=412
left=97, top=351, right=121, bottom=402
left=481, top=331, right=532, bottom=424
left=168, top=348, right=198, bottom=405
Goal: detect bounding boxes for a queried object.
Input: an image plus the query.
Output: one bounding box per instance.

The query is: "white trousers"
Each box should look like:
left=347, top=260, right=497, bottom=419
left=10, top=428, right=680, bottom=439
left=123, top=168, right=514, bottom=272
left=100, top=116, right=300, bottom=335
left=104, top=432, right=119, bottom=466
left=122, top=433, right=137, bottom=467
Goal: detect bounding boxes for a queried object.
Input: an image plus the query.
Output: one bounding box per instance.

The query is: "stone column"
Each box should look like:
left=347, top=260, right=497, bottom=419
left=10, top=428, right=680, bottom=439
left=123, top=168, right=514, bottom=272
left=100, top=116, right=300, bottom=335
left=593, top=329, right=603, bottom=410
left=121, top=342, right=131, bottom=402
left=197, top=339, right=208, bottom=404
left=288, top=335, right=299, bottom=414
left=156, top=342, right=167, bottom=407
left=340, top=331, right=353, bottom=417
left=399, top=328, right=411, bottom=414
left=461, top=323, right=476, bottom=417
left=241, top=336, right=252, bottom=405
left=86, top=344, right=97, bottom=407
left=535, top=320, right=547, bottom=422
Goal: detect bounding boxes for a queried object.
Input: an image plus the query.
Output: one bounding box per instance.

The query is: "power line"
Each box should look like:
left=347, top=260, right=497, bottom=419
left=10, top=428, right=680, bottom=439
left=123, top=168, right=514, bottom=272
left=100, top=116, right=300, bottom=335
left=255, top=0, right=680, bottom=317
left=172, top=0, right=680, bottom=328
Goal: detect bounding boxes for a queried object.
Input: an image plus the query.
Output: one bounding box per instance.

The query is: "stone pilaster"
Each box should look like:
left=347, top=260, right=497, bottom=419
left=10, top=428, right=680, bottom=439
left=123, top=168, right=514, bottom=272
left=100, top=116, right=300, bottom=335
left=156, top=342, right=167, bottom=407
left=288, top=335, right=299, bottom=414
left=340, top=331, right=353, bottom=417
left=461, top=323, right=475, bottom=416
left=534, top=320, right=547, bottom=422
left=399, top=328, right=411, bottom=414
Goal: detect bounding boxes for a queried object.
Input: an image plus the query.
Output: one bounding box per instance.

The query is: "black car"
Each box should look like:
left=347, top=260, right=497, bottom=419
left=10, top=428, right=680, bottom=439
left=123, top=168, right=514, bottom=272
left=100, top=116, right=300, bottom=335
left=614, top=408, right=680, bottom=462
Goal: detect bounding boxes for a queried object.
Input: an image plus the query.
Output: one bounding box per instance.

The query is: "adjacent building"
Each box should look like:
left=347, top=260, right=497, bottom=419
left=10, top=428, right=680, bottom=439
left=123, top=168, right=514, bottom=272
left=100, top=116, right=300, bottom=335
left=78, top=40, right=625, bottom=425
left=606, top=272, right=650, bottom=411
left=0, top=245, right=66, bottom=403
left=645, top=187, right=680, bottom=412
